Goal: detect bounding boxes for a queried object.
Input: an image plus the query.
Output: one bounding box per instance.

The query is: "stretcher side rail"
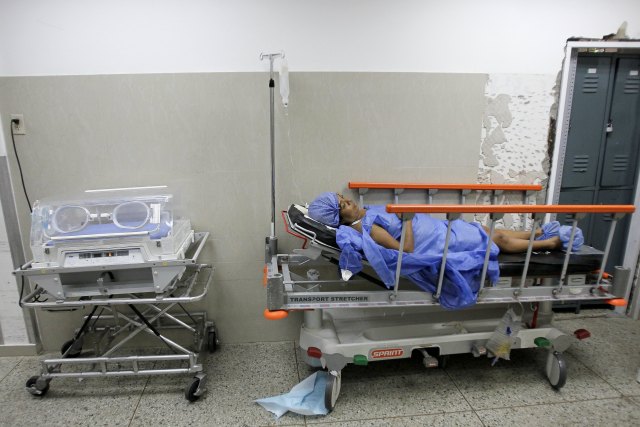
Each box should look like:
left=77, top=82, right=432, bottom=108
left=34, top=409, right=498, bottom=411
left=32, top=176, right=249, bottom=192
left=385, top=204, right=636, bottom=214
left=265, top=204, right=634, bottom=313
left=349, top=181, right=542, bottom=205
left=387, top=204, right=634, bottom=302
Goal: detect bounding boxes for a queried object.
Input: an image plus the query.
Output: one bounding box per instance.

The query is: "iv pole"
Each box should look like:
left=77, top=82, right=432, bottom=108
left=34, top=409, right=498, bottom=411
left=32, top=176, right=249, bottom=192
left=260, top=51, right=284, bottom=261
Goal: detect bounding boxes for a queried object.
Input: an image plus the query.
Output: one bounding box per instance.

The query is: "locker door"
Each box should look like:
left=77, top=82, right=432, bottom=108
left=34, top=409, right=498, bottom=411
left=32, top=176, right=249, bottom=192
left=601, top=58, right=640, bottom=187
left=591, top=189, right=633, bottom=272
left=562, top=56, right=612, bottom=188
left=558, top=190, right=593, bottom=245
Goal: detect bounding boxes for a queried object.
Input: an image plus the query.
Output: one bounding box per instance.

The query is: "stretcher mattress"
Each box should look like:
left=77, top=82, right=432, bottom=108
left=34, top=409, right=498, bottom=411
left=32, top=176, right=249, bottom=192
left=286, top=204, right=603, bottom=277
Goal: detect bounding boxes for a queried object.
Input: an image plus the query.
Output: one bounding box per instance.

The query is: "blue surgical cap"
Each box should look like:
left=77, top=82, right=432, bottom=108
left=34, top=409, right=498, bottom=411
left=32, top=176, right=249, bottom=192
left=308, top=192, right=340, bottom=227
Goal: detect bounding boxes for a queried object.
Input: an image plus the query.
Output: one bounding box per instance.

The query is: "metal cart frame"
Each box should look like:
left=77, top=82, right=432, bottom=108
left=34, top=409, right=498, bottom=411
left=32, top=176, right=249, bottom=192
left=15, top=232, right=216, bottom=401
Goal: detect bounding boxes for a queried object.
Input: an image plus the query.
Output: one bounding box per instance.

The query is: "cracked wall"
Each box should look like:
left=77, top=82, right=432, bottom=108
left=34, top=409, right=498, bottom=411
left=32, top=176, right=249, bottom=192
left=478, top=74, right=556, bottom=227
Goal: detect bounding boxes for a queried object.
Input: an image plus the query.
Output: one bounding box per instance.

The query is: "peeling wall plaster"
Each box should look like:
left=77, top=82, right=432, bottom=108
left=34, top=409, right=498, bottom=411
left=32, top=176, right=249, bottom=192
left=478, top=74, right=557, bottom=228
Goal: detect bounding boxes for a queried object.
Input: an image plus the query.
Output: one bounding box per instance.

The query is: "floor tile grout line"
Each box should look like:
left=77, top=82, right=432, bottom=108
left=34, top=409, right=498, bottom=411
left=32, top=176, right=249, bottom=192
left=607, top=382, right=639, bottom=398
left=292, top=340, right=301, bottom=382
left=127, top=366, right=153, bottom=427
left=440, top=346, right=629, bottom=414
left=629, top=395, right=640, bottom=408
left=443, top=366, right=488, bottom=427
left=0, top=356, right=23, bottom=384
left=469, top=394, right=632, bottom=413
left=292, top=340, right=312, bottom=427
left=303, top=409, right=486, bottom=425
left=564, top=346, right=631, bottom=397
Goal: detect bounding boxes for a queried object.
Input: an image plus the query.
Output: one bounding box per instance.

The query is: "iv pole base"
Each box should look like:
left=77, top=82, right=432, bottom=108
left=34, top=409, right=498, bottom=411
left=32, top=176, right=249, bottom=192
left=265, top=236, right=278, bottom=262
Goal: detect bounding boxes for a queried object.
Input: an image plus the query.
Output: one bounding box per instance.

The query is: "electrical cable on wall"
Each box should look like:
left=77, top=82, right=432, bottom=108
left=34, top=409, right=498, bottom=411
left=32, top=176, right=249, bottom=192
left=10, top=118, right=32, bottom=212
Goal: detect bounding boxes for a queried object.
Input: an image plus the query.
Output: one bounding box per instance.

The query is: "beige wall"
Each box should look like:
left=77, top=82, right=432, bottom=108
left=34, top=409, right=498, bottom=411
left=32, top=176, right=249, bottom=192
left=0, top=72, right=487, bottom=348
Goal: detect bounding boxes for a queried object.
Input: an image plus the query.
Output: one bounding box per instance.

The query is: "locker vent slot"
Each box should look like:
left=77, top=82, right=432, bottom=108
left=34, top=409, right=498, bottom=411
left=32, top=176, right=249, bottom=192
left=572, top=155, right=589, bottom=173
left=624, top=76, right=639, bottom=94
left=582, top=75, right=600, bottom=93
left=601, top=213, right=614, bottom=222
left=612, top=154, right=629, bottom=172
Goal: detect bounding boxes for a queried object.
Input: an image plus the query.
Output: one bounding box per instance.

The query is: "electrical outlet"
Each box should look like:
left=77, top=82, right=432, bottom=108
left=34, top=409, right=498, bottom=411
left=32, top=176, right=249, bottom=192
left=10, top=114, right=26, bottom=135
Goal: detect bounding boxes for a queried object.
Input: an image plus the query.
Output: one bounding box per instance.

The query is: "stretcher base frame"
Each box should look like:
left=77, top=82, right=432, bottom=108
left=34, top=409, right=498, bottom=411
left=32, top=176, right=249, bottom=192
left=299, top=304, right=578, bottom=405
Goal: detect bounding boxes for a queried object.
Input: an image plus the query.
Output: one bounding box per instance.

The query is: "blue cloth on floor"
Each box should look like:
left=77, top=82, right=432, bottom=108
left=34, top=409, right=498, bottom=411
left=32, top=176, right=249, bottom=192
left=536, top=221, right=584, bottom=251
left=336, top=206, right=500, bottom=310
left=255, top=371, right=330, bottom=418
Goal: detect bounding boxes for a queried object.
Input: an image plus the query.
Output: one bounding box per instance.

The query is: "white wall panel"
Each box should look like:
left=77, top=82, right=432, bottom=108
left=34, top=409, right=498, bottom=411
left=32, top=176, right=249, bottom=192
left=0, top=0, right=638, bottom=76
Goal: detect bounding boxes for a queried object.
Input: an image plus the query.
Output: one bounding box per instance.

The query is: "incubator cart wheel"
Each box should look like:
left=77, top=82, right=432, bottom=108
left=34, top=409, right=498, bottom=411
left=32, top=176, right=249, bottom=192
left=324, top=371, right=342, bottom=412
left=546, top=351, right=567, bottom=390
left=25, top=376, right=50, bottom=397
left=185, top=378, right=202, bottom=402
left=207, top=328, right=217, bottom=353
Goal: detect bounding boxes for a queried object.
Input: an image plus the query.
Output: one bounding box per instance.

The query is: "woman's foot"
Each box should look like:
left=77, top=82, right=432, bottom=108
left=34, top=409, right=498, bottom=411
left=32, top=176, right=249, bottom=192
left=549, top=236, right=562, bottom=250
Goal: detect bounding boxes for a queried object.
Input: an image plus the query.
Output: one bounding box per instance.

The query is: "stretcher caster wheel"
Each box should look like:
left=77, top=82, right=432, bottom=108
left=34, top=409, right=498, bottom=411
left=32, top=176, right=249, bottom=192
left=546, top=351, right=567, bottom=390
left=324, top=371, right=341, bottom=412
left=26, top=376, right=50, bottom=397
left=185, top=374, right=207, bottom=402
left=207, top=329, right=217, bottom=353
left=61, top=338, right=82, bottom=358
left=185, top=378, right=201, bottom=402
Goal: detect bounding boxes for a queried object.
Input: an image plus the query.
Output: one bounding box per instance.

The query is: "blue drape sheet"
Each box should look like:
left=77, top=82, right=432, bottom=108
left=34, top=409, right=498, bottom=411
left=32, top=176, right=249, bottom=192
left=336, top=206, right=499, bottom=309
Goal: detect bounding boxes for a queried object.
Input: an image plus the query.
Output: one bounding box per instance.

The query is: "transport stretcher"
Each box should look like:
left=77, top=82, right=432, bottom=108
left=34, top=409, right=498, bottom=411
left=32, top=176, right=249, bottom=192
left=263, top=182, right=635, bottom=411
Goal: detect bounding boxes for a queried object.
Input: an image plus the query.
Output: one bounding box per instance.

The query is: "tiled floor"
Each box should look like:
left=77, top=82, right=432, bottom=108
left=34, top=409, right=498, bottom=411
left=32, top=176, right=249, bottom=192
left=1, top=310, right=639, bottom=426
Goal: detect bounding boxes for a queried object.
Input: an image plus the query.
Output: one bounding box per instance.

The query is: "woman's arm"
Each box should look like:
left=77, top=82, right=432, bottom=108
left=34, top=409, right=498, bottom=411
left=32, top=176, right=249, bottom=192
left=369, top=219, right=414, bottom=253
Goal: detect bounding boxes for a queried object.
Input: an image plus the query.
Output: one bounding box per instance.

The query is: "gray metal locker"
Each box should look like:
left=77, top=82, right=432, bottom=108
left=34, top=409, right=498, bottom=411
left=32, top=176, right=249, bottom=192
left=559, top=54, right=640, bottom=273
left=561, top=56, right=612, bottom=189
left=601, top=57, right=640, bottom=187
left=591, top=189, right=634, bottom=273
left=558, top=190, right=593, bottom=243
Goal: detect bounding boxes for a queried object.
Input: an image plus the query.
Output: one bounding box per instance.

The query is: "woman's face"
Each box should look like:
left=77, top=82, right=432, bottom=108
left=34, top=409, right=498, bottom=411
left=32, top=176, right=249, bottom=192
left=337, top=194, right=359, bottom=223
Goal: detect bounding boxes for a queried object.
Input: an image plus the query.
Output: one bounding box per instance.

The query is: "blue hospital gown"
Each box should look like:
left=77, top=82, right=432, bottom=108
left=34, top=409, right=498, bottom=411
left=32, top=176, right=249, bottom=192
left=336, top=206, right=500, bottom=309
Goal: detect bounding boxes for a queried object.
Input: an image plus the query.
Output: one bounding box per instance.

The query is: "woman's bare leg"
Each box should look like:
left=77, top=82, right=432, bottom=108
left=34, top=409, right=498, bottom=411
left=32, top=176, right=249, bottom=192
left=491, top=233, right=562, bottom=254
left=497, top=228, right=543, bottom=239
left=482, top=226, right=543, bottom=240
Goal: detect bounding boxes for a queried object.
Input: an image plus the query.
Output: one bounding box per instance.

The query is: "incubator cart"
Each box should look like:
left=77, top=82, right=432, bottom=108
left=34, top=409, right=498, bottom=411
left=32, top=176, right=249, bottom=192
left=15, top=190, right=216, bottom=401
left=264, top=182, right=634, bottom=411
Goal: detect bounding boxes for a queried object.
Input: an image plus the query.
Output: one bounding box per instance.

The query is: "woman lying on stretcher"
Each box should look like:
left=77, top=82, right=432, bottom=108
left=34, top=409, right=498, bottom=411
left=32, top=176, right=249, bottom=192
left=306, top=192, right=584, bottom=309
left=308, top=192, right=583, bottom=254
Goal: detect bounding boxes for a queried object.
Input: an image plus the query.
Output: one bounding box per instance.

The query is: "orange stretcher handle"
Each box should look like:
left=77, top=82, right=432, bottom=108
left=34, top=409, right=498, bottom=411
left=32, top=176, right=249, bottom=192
left=264, top=309, right=289, bottom=320
left=386, top=204, right=636, bottom=214
left=349, top=182, right=542, bottom=192
left=593, top=270, right=611, bottom=280
left=606, top=298, right=627, bottom=307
